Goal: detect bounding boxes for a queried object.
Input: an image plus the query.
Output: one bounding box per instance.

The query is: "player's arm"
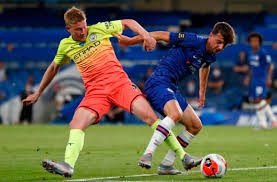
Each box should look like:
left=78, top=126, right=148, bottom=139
left=233, top=64, right=249, bottom=73
left=243, top=67, right=251, bottom=86
left=114, top=31, right=170, bottom=45
left=267, top=64, right=274, bottom=87
left=121, top=19, right=156, bottom=51
left=198, top=66, right=210, bottom=108
left=22, top=61, right=62, bottom=105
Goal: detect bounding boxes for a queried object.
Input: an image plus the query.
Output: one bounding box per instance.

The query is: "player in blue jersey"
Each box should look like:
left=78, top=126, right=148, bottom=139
left=115, top=22, right=236, bottom=174
left=244, top=32, right=277, bottom=129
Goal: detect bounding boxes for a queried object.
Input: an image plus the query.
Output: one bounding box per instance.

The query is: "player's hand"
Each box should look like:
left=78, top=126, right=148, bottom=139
left=198, top=97, right=205, bottom=108
left=22, top=92, right=40, bottom=106
left=112, top=33, right=133, bottom=45
left=143, top=36, right=156, bottom=51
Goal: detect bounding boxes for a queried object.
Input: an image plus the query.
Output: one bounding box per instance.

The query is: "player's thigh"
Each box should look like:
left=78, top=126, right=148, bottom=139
left=163, top=90, right=188, bottom=122
left=70, top=107, right=98, bottom=130
left=250, top=84, right=267, bottom=100
left=180, top=105, right=202, bottom=135
left=131, top=96, right=158, bottom=126
left=72, top=93, right=112, bottom=129
left=163, top=100, right=183, bottom=122
left=110, top=82, right=158, bottom=125
left=144, top=84, right=181, bottom=119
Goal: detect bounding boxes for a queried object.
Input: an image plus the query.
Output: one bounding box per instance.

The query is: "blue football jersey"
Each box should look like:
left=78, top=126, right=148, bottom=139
left=247, top=48, right=272, bottom=84
left=151, top=32, right=216, bottom=86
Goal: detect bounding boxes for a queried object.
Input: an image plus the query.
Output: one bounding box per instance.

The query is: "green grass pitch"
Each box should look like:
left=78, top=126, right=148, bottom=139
left=0, top=125, right=277, bottom=182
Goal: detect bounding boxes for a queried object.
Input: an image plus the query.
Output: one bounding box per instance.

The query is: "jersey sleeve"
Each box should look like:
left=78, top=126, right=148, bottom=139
left=93, top=20, right=123, bottom=37
left=54, top=39, right=71, bottom=65
left=203, top=54, right=216, bottom=68
left=169, top=32, right=199, bottom=48
left=265, top=54, right=272, bottom=64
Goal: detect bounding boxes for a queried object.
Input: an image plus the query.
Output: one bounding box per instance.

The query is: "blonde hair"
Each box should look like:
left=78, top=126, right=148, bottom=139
left=64, top=6, right=86, bottom=26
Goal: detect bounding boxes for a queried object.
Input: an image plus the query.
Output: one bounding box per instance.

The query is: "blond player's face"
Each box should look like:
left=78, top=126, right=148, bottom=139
left=67, top=20, right=88, bottom=42
left=207, top=33, right=225, bottom=54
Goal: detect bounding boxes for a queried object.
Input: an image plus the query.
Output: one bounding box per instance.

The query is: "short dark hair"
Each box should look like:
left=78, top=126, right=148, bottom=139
left=247, top=32, right=263, bottom=45
left=212, top=22, right=236, bottom=45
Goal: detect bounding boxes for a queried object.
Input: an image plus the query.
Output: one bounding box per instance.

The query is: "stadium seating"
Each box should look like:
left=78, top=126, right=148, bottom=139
left=0, top=7, right=276, bottom=123
left=0, top=29, right=69, bottom=44
left=265, top=14, right=277, bottom=26
left=254, top=26, right=277, bottom=42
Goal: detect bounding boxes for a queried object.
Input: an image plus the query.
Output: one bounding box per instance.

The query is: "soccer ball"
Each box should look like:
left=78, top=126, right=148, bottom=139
left=200, top=154, right=227, bottom=178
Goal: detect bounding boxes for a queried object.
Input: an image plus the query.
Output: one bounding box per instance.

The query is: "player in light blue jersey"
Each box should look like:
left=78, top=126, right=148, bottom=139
left=115, top=22, right=236, bottom=174
left=244, top=32, right=277, bottom=129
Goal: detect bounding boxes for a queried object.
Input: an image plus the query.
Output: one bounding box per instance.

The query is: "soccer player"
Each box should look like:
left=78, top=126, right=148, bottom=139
left=22, top=6, right=198, bottom=177
left=115, top=22, right=236, bottom=174
left=244, top=32, right=277, bottom=129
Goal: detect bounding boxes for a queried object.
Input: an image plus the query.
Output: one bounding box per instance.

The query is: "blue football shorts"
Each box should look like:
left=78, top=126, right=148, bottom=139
left=144, top=79, right=188, bottom=116
left=250, top=82, right=267, bottom=99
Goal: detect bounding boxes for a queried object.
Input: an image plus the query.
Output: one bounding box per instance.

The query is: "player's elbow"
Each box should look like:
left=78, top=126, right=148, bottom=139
left=121, top=19, right=136, bottom=30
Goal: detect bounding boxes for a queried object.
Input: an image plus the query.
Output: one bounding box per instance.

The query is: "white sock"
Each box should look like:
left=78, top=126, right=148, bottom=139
left=160, top=149, right=176, bottom=166
left=264, top=104, right=277, bottom=123
left=144, top=116, right=175, bottom=155
left=161, top=130, right=195, bottom=166
left=177, top=130, right=194, bottom=148
left=256, top=100, right=268, bottom=128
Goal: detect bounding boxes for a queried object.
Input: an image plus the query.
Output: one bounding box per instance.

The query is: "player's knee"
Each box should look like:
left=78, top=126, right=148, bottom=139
left=195, top=122, right=203, bottom=134
left=168, top=111, right=182, bottom=123
left=191, top=119, right=202, bottom=135
left=69, top=114, right=97, bottom=130
left=186, top=118, right=202, bottom=135
left=144, top=111, right=158, bottom=126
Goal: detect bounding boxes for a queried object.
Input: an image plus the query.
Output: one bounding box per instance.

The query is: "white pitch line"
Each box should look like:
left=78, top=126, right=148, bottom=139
left=65, top=166, right=277, bottom=182
left=228, top=166, right=277, bottom=171
left=65, top=174, right=159, bottom=182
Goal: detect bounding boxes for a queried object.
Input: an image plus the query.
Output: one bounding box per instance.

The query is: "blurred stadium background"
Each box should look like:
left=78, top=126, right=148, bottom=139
left=1, top=1, right=277, bottom=182
left=0, top=0, right=277, bottom=127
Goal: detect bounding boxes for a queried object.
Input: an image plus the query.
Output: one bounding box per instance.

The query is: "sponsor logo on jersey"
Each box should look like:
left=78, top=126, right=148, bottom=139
left=73, top=41, right=101, bottom=62
left=104, top=21, right=114, bottom=29
left=250, top=60, right=259, bottom=67
left=250, top=55, right=259, bottom=61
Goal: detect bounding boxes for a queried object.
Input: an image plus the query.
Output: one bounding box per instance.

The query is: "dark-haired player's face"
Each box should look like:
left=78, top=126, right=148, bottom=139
left=249, top=37, right=260, bottom=50
left=66, top=20, right=88, bottom=42
left=207, top=33, right=225, bottom=54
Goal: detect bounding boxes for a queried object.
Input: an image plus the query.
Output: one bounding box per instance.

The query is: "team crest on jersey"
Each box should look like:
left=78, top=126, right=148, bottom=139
left=89, top=34, right=97, bottom=41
